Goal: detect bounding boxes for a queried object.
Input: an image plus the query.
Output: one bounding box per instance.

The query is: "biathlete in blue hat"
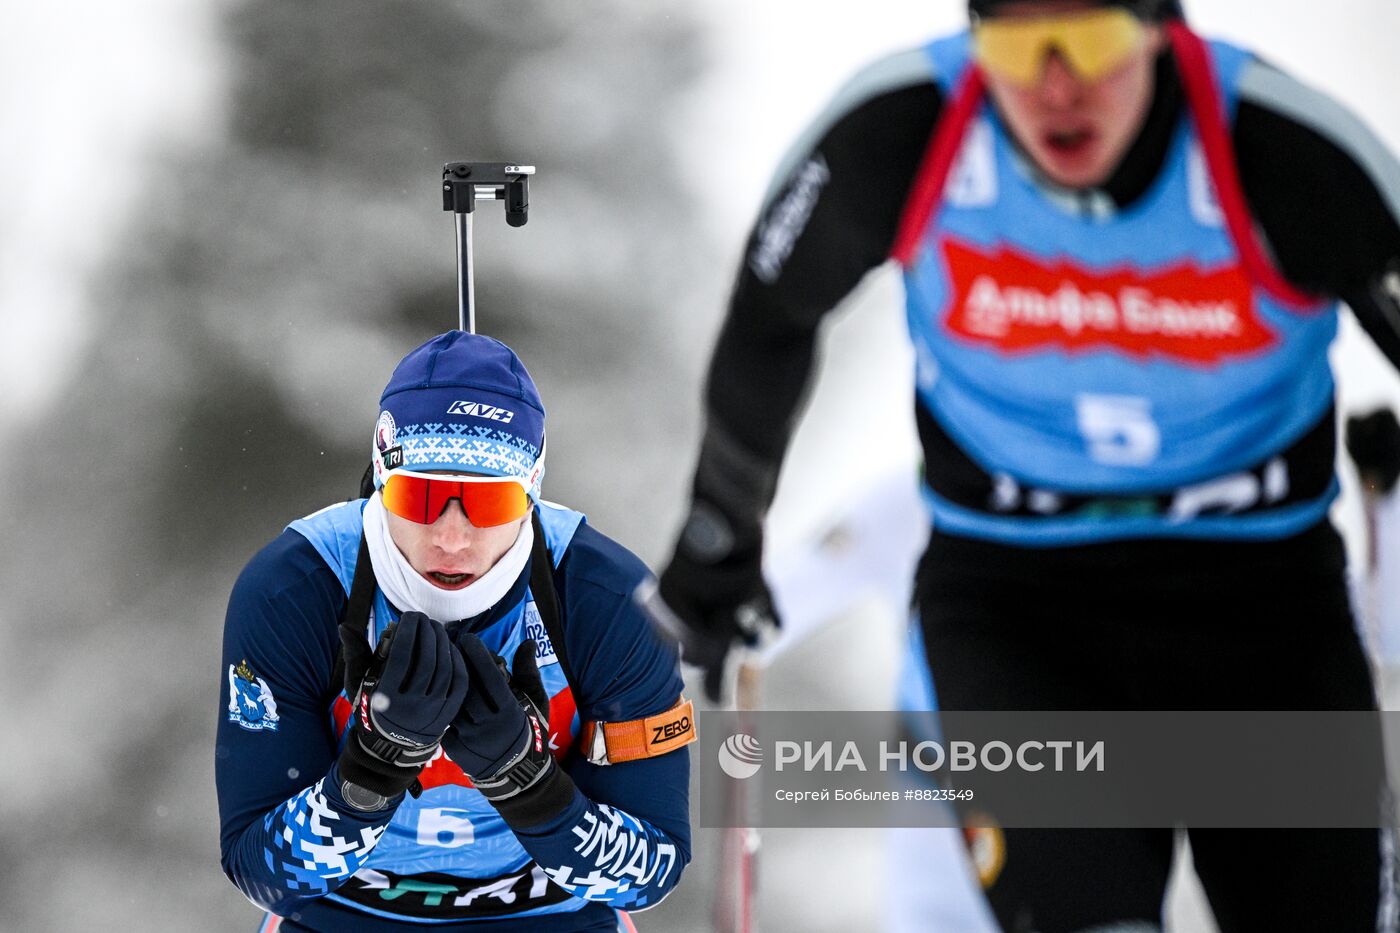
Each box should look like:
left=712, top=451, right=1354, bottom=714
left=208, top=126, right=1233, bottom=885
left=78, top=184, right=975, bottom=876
left=656, top=0, right=1400, bottom=930
left=217, top=331, right=694, bottom=932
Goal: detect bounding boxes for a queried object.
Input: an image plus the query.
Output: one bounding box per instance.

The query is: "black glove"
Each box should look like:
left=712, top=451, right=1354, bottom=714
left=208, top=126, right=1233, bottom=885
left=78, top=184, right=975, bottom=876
left=650, top=424, right=782, bottom=703
left=336, top=611, right=469, bottom=805
left=1346, top=408, right=1400, bottom=495
left=443, top=634, right=576, bottom=827
left=654, top=494, right=779, bottom=703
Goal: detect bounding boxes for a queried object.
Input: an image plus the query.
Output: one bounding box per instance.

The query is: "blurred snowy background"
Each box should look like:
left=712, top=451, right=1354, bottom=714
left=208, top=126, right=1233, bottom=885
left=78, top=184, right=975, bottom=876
left=2, top=1, right=1397, bottom=930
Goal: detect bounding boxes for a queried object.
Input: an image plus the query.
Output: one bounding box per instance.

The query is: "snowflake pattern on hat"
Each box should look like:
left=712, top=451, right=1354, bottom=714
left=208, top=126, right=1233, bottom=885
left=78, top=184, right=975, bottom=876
left=396, top=423, right=542, bottom=494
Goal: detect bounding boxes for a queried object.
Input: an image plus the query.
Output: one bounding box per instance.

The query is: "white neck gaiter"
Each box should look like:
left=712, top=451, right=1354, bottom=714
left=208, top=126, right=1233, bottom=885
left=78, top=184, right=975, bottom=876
left=362, top=492, right=534, bottom=624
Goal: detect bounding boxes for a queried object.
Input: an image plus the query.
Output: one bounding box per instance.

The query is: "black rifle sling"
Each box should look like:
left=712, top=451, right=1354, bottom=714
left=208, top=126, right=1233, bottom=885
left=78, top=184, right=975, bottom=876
left=528, top=509, right=575, bottom=690
left=328, top=509, right=571, bottom=704
left=329, top=530, right=377, bottom=705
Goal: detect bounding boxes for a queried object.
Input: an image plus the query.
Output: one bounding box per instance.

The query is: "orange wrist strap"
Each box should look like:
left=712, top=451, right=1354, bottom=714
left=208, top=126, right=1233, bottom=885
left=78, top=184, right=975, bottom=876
left=579, top=698, right=697, bottom=765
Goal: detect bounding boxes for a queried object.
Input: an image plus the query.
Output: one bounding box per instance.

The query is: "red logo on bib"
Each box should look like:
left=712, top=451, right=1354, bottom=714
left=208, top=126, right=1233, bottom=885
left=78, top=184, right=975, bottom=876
left=941, top=239, right=1275, bottom=365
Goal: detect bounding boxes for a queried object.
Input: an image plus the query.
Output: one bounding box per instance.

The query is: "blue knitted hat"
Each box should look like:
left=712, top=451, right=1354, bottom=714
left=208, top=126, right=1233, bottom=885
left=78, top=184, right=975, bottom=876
left=371, top=332, right=546, bottom=497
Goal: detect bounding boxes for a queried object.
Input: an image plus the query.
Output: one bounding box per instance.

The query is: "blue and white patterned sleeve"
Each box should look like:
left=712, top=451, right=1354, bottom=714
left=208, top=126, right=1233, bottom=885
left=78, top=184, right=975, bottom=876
left=226, top=765, right=395, bottom=914
left=514, top=752, right=690, bottom=911
left=216, top=531, right=396, bottom=915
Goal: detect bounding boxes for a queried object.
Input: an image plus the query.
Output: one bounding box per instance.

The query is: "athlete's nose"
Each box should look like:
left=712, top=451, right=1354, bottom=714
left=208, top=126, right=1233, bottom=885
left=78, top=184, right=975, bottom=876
left=430, top=499, right=479, bottom=552
left=1037, top=49, right=1084, bottom=107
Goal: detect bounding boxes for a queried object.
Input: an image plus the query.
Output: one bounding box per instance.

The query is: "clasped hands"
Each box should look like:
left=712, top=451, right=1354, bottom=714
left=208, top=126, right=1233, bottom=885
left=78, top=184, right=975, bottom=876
left=336, top=611, right=554, bottom=806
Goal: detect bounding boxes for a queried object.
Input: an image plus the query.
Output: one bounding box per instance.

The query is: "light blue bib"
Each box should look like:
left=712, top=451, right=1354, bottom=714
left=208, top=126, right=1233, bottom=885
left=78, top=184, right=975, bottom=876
left=902, top=33, right=1339, bottom=544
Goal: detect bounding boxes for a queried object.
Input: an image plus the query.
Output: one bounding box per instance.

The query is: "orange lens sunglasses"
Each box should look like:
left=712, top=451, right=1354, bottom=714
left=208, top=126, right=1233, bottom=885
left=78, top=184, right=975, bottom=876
left=380, top=470, right=532, bottom=527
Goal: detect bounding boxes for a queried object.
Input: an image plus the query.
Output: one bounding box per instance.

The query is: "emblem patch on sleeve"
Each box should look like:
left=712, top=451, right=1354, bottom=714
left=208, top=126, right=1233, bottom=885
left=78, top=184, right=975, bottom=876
left=227, top=659, right=281, bottom=732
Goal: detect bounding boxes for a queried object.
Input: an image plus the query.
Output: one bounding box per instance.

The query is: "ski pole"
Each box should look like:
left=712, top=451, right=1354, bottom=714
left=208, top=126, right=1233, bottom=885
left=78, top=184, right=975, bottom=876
left=441, top=162, right=535, bottom=334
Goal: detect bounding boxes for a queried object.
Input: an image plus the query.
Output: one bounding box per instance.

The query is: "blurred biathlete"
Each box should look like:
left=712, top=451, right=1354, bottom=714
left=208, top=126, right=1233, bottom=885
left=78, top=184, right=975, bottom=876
left=655, top=0, right=1400, bottom=929
left=217, top=332, right=694, bottom=932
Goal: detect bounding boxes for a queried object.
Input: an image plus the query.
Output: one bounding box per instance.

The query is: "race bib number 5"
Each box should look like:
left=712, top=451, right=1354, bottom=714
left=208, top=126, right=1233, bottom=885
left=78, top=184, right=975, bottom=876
left=1075, top=394, right=1160, bottom=466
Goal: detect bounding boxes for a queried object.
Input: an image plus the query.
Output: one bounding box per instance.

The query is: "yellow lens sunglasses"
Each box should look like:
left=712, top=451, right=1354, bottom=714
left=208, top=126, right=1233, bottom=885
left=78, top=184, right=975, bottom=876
left=973, top=7, right=1148, bottom=86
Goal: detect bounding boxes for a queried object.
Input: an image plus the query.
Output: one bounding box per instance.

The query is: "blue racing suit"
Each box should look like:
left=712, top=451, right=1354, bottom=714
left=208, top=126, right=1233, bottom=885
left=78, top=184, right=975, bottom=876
left=217, top=499, right=690, bottom=931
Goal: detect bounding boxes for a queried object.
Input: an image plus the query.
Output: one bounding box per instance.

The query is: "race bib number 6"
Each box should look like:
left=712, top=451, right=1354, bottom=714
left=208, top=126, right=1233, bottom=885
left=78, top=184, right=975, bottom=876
left=416, top=807, right=475, bottom=849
